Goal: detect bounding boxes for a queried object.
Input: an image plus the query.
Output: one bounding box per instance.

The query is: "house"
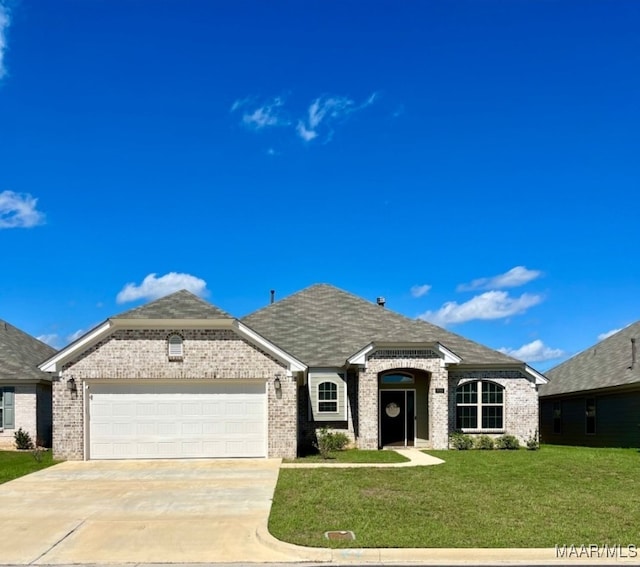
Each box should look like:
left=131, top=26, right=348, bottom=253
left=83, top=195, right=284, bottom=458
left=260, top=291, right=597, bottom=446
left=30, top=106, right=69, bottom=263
left=0, top=319, right=56, bottom=448
left=539, top=322, right=640, bottom=447
left=40, top=284, right=547, bottom=460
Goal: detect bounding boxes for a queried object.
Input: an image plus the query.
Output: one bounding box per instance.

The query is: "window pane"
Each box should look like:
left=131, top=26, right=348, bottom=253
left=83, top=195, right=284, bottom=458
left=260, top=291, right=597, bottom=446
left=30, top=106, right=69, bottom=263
left=456, top=382, right=477, bottom=404
left=456, top=406, right=477, bottom=429
left=319, top=401, right=337, bottom=412
left=482, top=382, right=503, bottom=404
left=318, top=382, right=337, bottom=401
left=586, top=398, right=596, bottom=434
left=482, top=406, right=503, bottom=429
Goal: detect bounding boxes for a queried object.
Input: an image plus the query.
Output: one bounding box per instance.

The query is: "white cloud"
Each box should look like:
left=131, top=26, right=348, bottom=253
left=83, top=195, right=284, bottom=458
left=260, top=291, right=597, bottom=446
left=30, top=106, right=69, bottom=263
left=0, top=190, right=46, bottom=229
left=231, top=96, right=289, bottom=130
left=0, top=3, right=9, bottom=80
left=296, top=93, right=377, bottom=143
left=410, top=284, right=431, bottom=298
left=37, top=334, right=61, bottom=348
left=498, top=339, right=564, bottom=363
left=419, top=290, right=543, bottom=326
left=66, top=329, right=85, bottom=343
left=116, top=272, right=208, bottom=304
left=598, top=327, right=622, bottom=341
left=457, top=266, right=542, bottom=291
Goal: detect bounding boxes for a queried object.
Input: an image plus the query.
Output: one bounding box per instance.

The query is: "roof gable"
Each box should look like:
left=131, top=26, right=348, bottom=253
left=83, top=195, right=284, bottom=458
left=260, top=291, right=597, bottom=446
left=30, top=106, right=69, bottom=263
left=242, top=284, right=522, bottom=368
left=0, top=320, right=56, bottom=382
left=541, top=321, right=640, bottom=396
left=114, top=290, right=233, bottom=320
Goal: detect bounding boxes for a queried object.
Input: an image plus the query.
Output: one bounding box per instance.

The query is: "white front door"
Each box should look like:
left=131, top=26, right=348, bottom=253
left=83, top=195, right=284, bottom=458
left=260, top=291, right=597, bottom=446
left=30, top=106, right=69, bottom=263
left=88, top=381, right=267, bottom=459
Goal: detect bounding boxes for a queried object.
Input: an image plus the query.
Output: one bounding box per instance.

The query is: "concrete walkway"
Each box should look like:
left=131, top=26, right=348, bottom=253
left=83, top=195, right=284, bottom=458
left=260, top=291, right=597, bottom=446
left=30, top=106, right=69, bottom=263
left=281, top=447, right=445, bottom=468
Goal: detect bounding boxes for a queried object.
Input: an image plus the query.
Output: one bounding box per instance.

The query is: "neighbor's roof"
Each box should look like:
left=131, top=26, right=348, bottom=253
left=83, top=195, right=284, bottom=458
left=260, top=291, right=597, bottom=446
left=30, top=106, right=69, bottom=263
left=114, top=290, right=233, bottom=320
left=540, top=321, right=640, bottom=397
left=0, top=320, right=56, bottom=382
left=242, top=284, right=522, bottom=368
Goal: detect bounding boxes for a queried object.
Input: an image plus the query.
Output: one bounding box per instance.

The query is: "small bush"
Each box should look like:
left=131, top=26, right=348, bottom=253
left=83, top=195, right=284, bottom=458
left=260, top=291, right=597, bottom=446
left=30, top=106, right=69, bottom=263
left=14, top=428, right=34, bottom=450
left=475, top=435, right=495, bottom=450
left=496, top=434, right=520, bottom=450
left=450, top=431, right=474, bottom=450
left=526, top=429, right=540, bottom=451
left=313, top=427, right=349, bottom=459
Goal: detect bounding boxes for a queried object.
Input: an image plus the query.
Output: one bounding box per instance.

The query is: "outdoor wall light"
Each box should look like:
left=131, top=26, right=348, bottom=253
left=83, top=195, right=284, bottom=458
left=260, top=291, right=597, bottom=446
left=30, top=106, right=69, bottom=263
left=274, top=375, right=282, bottom=392
left=66, top=377, right=77, bottom=392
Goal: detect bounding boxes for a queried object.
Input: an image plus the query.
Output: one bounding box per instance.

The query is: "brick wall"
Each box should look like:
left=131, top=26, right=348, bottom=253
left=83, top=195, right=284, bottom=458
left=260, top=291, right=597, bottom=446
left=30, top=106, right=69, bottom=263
left=448, top=369, right=539, bottom=445
left=53, top=328, right=292, bottom=459
left=357, top=352, right=449, bottom=450
left=0, top=384, right=41, bottom=449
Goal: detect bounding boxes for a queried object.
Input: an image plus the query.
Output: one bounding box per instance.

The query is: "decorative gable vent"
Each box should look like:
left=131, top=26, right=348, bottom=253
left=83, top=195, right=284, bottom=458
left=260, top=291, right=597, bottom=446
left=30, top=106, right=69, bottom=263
left=168, top=334, right=184, bottom=360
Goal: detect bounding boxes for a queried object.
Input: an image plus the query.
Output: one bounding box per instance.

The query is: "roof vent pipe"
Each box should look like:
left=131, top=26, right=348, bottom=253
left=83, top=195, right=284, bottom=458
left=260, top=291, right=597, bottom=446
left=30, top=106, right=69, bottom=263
left=376, top=297, right=386, bottom=307
left=630, top=338, right=636, bottom=370
left=270, top=290, right=275, bottom=304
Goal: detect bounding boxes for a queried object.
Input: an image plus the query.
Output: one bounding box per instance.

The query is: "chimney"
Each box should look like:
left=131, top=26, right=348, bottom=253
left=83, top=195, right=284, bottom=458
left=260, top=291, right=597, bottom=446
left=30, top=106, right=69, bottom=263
left=376, top=297, right=386, bottom=307
left=270, top=290, right=275, bottom=304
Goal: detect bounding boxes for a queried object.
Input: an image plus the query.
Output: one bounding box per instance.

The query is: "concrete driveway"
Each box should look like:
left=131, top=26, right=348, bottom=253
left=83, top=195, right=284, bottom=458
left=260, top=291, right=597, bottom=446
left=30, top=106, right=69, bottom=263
left=1, top=458, right=301, bottom=564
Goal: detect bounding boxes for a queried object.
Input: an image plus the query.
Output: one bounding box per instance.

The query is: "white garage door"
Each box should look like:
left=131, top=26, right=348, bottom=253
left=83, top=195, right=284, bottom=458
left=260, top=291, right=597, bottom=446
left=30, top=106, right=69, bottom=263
left=89, top=381, right=267, bottom=459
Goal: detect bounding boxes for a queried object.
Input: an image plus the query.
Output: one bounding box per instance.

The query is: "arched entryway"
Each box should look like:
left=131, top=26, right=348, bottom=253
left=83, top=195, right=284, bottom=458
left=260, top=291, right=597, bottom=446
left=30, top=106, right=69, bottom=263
left=379, top=369, right=430, bottom=447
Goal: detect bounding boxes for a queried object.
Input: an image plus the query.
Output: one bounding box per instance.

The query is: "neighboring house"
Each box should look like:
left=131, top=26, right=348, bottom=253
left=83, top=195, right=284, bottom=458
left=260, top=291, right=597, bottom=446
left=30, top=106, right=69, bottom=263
left=40, top=285, right=546, bottom=461
left=0, top=320, right=56, bottom=448
left=539, top=322, right=640, bottom=447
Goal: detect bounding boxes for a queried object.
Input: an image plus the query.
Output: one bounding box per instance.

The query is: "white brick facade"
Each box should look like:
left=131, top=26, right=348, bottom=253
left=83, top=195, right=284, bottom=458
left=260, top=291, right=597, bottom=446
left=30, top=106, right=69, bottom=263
left=52, top=329, right=297, bottom=460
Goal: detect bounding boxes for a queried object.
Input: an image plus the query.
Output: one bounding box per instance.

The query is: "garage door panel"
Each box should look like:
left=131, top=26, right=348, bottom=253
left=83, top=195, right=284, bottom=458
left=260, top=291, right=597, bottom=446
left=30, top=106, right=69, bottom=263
left=89, top=381, right=266, bottom=459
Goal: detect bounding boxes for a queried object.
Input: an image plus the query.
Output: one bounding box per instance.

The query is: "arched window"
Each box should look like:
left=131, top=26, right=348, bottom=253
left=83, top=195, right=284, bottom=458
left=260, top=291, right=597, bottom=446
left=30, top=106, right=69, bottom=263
left=456, top=381, right=504, bottom=430
left=318, top=381, right=338, bottom=413
left=168, top=334, right=183, bottom=359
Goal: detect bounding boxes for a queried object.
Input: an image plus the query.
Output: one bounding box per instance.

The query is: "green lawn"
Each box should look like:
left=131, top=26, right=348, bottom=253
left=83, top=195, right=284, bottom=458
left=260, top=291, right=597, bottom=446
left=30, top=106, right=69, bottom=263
left=0, top=450, right=58, bottom=484
left=285, top=449, right=409, bottom=464
left=269, top=445, right=640, bottom=548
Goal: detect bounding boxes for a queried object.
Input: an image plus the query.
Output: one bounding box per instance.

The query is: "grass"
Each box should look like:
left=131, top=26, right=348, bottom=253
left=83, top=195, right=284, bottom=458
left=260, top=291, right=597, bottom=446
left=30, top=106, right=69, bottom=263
left=284, top=449, right=410, bottom=464
left=269, top=445, right=640, bottom=548
left=0, top=450, right=58, bottom=484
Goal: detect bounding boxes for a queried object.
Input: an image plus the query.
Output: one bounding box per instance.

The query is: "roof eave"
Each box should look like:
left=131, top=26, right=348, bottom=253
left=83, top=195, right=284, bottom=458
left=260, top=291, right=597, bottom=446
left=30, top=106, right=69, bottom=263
left=347, top=341, right=462, bottom=366
left=453, top=362, right=548, bottom=385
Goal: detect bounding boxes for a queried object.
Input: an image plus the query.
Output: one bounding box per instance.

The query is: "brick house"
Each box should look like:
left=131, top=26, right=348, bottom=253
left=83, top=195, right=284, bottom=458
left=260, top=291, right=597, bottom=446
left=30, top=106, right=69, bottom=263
left=0, top=320, right=56, bottom=448
left=41, top=284, right=546, bottom=460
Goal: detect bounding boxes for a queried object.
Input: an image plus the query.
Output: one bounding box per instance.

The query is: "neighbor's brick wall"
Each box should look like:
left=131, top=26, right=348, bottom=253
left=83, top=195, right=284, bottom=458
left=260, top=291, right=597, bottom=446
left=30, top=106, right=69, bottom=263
left=0, top=384, right=40, bottom=448
left=448, top=370, right=539, bottom=445
left=53, top=329, right=289, bottom=460
left=358, top=352, right=449, bottom=450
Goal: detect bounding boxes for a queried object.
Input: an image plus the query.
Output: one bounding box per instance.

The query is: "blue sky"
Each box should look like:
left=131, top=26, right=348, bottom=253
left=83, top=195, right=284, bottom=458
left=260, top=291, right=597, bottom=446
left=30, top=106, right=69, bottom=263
left=1, top=0, right=639, bottom=371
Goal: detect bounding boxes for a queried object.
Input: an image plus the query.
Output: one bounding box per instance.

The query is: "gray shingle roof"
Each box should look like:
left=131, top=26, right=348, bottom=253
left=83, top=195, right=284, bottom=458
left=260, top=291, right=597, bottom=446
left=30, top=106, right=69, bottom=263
left=540, top=321, right=640, bottom=397
left=242, top=284, right=522, bottom=367
left=113, top=290, right=233, bottom=320
left=0, top=320, right=56, bottom=382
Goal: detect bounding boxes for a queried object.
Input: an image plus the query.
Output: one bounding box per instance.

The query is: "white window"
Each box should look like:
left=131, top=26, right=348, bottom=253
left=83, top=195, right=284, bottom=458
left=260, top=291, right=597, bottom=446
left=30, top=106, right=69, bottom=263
left=318, top=381, right=338, bottom=413
left=168, top=334, right=183, bottom=359
left=455, top=381, right=504, bottom=430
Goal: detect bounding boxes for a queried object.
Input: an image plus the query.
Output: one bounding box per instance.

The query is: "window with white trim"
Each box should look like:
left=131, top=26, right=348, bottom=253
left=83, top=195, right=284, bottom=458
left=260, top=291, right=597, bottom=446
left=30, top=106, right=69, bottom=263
left=168, top=334, right=184, bottom=359
left=0, top=387, right=15, bottom=430
left=318, top=381, right=338, bottom=413
left=456, top=381, right=504, bottom=430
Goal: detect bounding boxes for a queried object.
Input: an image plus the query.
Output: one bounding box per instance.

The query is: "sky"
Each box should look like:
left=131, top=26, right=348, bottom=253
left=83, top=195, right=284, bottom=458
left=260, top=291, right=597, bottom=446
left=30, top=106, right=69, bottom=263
left=1, top=0, right=639, bottom=372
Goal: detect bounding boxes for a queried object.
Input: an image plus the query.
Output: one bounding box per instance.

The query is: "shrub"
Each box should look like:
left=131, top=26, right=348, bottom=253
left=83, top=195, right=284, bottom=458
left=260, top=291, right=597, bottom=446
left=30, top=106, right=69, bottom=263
left=475, top=434, right=495, bottom=450
left=450, top=431, right=474, bottom=450
left=14, top=428, right=34, bottom=450
left=313, top=427, right=349, bottom=459
left=526, top=429, right=540, bottom=451
left=496, top=434, right=520, bottom=450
